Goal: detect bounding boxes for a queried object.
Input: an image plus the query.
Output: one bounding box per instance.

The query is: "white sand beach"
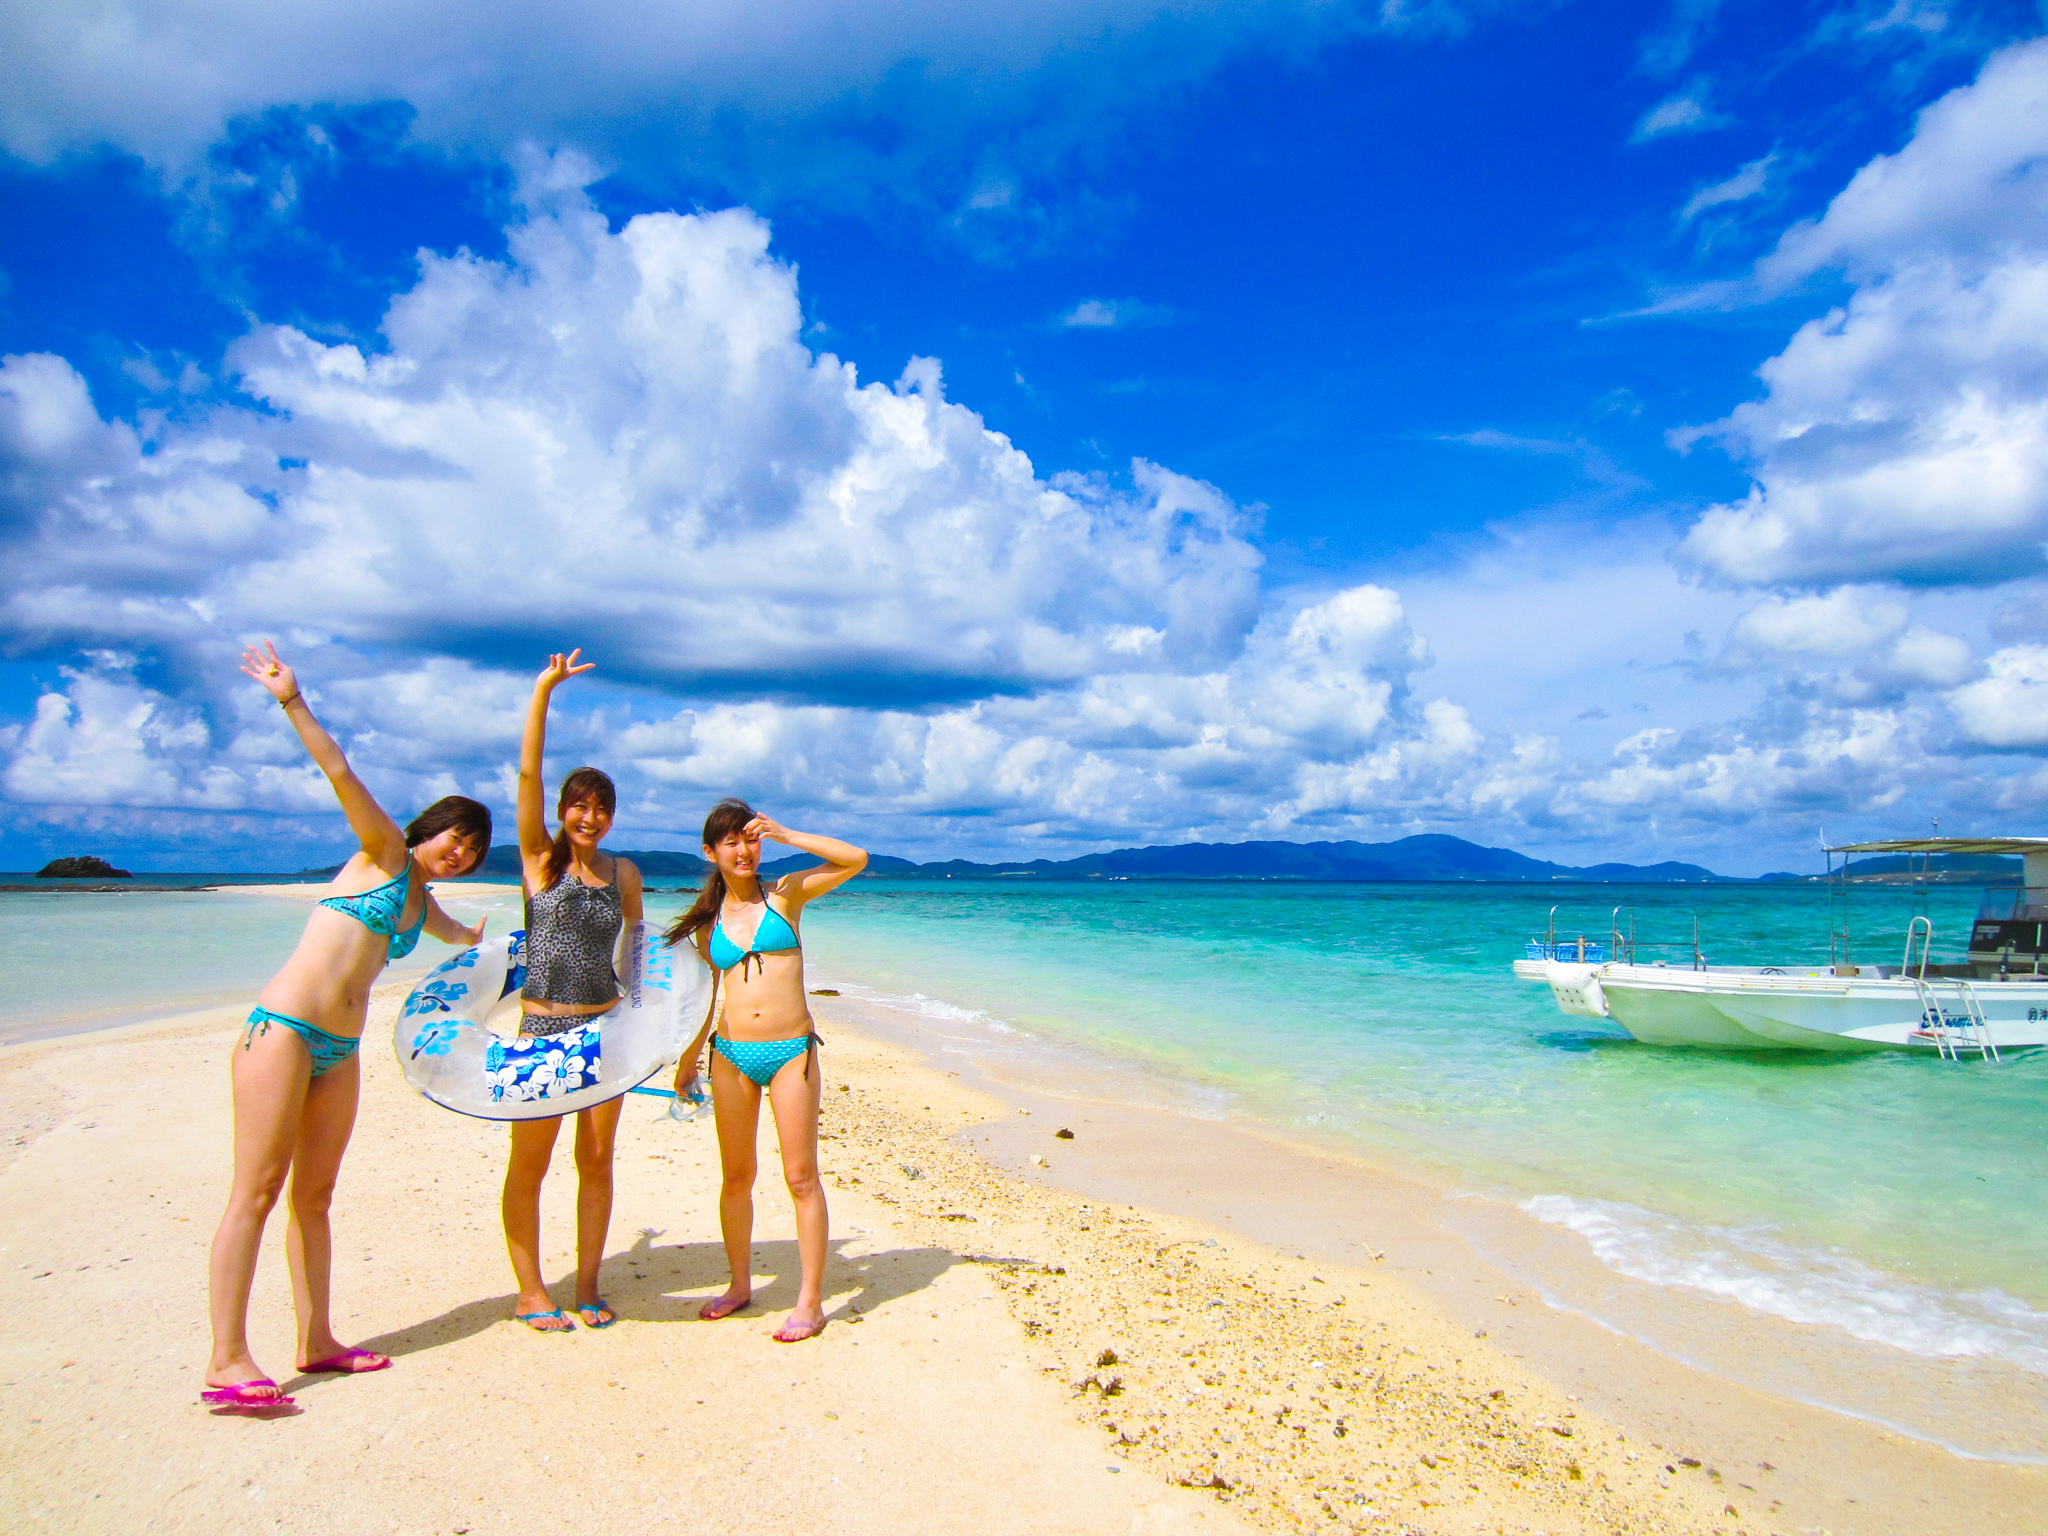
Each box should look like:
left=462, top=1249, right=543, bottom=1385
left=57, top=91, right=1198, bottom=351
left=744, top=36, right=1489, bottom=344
left=0, top=975, right=2040, bottom=1536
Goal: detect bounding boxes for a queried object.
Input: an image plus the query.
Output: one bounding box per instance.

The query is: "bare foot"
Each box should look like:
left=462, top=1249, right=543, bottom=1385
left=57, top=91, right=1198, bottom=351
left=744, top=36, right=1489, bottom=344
left=698, top=1287, right=752, bottom=1321
left=299, top=1345, right=391, bottom=1373
left=204, top=1350, right=278, bottom=1393
left=773, top=1304, right=826, bottom=1343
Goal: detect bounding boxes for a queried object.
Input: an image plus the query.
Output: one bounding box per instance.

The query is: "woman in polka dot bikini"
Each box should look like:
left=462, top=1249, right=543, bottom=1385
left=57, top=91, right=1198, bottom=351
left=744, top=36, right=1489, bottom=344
left=667, top=798, right=866, bottom=1342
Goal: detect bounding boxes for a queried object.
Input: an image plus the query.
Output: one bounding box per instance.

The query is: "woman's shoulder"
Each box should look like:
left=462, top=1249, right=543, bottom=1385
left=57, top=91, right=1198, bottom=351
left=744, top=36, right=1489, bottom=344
left=323, top=849, right=405, bottom=897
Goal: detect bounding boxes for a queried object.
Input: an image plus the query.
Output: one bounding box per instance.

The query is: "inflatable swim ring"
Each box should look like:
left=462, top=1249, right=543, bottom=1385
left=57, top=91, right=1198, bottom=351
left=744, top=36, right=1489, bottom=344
left=396, top=922, right=712, bottom=1121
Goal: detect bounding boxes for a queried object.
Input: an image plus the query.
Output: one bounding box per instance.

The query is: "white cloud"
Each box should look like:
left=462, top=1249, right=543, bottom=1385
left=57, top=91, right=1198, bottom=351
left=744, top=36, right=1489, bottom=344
left=1, top=656, right=309, bottom=811
left=0, top=172, right=1519, bottom=857
left=1562, top=705, right=1924, bottom=821
left=1719, top=588, right=1974, bottom=703
left=1725, top=588, right=1907, bottom=659
left=1060, top=297, right=1172, bottom=329
left=0, top=578, right=1487, bottom=854
left=1631, top=82, right=1730, bottom=144
left=1678, top=38, right=2048, bottom=587
left=1759, top=36, right=2048, bottom=288
left=1950, top=644, right=2048, bottom=749
left=0, top=0, right=1488, bottom=239
left=1, top=173, right=1263, bottom=706
left=1679, top=151, right=1775, bottom=222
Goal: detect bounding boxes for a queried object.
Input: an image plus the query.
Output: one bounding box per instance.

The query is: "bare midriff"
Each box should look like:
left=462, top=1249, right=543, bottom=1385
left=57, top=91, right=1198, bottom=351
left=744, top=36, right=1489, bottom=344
left=254, top=859, right=424, bottom=1038
left=715, top=946, right=813, bottom=1041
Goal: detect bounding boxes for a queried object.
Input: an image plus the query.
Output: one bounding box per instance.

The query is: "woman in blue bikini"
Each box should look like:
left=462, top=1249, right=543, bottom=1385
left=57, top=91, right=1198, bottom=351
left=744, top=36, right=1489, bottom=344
left=206, top=643, right=490, bottom=1412
left=670, top=799, right=866, bottom=1342
left=499, top=650, right=644, bottom=1334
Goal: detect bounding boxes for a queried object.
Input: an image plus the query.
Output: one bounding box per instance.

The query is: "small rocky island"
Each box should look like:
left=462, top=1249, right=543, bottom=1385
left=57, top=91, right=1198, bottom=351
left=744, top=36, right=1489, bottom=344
left=35, top=855, right=132, bottom=879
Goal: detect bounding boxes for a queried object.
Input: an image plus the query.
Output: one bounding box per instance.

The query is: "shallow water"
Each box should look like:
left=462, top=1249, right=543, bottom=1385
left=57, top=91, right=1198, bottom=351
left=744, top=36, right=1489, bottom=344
left=783, top=879, right=2048, bottom=1383
left=0, top=884, right=521, bottom=1030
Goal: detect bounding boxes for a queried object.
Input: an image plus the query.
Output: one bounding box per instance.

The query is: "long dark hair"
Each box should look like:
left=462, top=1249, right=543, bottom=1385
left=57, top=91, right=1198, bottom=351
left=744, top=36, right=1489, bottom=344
left=665, top=798, right=757, bottom=950
left=406, top=796, right=493, bottom=875
left=539, top=767, right=616, bottom=890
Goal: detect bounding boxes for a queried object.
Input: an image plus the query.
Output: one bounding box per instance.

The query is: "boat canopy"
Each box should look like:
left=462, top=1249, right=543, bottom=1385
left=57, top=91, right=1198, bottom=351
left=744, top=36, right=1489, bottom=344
left=1826, top=838, right=2048, bottom=855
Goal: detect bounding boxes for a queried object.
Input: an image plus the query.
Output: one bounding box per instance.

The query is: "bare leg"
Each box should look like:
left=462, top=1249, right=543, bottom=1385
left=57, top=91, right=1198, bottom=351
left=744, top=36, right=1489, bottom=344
left=207, top=1022, right=312, bottom=1392
left=701, top=1049, right=760, bottom=1320
left=502, top=1115, right=572, bottom=1329
left=572, top=1097, right=624, bottom=1322
left=285, top=1054, right=377, bottom=1368
left=766, top=1051, right=828, bottom=1342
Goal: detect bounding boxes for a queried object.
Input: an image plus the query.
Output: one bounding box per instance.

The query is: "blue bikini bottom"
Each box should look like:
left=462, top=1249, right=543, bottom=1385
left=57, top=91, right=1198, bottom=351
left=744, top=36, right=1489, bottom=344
left=243, top=1007, right=361, bottom=1078
left=710, top=1032, right=818, bottom=1087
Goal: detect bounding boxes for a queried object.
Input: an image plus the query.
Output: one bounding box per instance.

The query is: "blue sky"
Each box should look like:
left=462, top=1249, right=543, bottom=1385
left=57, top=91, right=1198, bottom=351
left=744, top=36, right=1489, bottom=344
left=3, top=0, right=2047, bottom=872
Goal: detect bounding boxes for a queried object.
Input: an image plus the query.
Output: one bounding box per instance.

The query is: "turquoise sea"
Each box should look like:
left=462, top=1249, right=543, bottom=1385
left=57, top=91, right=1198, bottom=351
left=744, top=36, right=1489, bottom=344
left=6, top=875, right=2043, bottom=1403
left=792, top=878, right=2048, bottom=1391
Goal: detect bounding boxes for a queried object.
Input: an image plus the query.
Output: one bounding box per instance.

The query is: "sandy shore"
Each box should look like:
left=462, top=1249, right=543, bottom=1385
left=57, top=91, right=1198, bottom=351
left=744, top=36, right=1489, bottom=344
left=0, top=983, right=2039, bottom=1536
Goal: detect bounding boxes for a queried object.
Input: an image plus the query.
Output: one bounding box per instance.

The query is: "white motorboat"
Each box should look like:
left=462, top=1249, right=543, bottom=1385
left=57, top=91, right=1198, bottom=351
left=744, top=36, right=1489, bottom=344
left=1512, top=838, right=2048, bottom=1057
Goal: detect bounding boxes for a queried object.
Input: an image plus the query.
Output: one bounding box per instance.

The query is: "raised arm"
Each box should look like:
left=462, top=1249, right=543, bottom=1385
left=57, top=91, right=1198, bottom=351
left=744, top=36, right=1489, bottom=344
left=517, top=650, right=595, bottom=869
left=242, top=642, right=404, bottom=868
left=750, top=815, right=867, bottom=908
left=421, top=888, right=487, bottom=948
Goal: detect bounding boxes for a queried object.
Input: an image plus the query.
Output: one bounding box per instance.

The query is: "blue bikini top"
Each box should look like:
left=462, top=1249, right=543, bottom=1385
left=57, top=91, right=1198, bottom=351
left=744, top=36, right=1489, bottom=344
left=708, top=896, right=799, bottom=977
left=318, top=862, right=424, bottom=961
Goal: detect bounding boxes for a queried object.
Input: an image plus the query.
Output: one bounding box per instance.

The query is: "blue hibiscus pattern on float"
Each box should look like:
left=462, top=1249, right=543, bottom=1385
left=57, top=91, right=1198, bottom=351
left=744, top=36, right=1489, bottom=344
left=485, top=1026, right=601, bottom=1103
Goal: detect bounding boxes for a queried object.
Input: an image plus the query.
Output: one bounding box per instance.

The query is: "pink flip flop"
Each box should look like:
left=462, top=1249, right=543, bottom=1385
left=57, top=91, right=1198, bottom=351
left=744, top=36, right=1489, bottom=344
left=773, top=1318, right=825, bottom=1344
left=698, top=1294, right=752, bottom=1322
left=201, top=1378, right=295, bottom=1412
left=300, top=1347, right=391, bottom=1374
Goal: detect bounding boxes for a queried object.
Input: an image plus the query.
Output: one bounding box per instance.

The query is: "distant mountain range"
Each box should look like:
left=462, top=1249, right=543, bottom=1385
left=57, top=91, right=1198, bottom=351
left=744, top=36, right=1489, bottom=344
left=467, top=832, right=1763, bottom=883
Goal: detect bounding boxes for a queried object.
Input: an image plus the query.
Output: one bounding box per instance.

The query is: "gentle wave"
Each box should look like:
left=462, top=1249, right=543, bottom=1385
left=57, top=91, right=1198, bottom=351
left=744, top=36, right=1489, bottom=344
left=1525, top=1194, right=2048, bottom=1377
left=830, top=982, right=1019, bottom=1034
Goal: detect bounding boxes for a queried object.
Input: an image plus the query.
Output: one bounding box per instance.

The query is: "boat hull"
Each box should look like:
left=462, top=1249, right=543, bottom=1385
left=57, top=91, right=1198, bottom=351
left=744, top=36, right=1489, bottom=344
left=1515, top=960, right=2048, bottom=1051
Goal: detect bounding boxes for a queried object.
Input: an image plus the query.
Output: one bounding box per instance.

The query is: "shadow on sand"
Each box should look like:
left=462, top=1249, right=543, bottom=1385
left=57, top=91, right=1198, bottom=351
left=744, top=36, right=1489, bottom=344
left=280, top=1230, right=963, bottom=1392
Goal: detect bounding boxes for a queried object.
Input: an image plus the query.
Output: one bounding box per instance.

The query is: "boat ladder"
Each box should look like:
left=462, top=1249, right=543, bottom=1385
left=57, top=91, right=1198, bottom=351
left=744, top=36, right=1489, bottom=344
left=1903, top=919, right=2000, bottom=1062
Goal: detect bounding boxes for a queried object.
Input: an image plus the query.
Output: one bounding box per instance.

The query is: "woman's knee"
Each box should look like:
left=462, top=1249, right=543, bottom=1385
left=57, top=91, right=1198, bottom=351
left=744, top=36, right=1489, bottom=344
left=720, top=1160, right=758, bottom=1194
left=782, top=1164, right=822, bottom=1203
left=502, top=1150, right=551, bottom=1195
left=573, top=1143, right=615, bottom=1182
left=230, top=1165, right=290, bottom=1215
left=289, top=1173, right=337, bottom=1218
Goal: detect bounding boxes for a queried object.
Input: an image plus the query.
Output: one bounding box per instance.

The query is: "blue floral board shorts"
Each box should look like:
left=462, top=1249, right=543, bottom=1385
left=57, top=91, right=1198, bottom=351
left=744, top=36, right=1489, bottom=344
left=485, top=1024, right=602, bottom=1103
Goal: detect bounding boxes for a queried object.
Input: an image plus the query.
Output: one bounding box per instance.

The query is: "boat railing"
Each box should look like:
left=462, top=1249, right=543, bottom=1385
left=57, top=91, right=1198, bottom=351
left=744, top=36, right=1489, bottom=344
left=1529, top=907, right=1703, bottom=969
left=1526, top=938, right=1609, bottom=962
left=1902, top=915, right=1934, bottom=980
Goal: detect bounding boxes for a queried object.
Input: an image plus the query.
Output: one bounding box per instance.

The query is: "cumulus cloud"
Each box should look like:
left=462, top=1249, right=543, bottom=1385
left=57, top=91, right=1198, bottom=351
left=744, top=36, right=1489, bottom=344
left=1, top=173, right=1263, bottom=706
left=1950, top=644, right=2048, bottom=750
left=1561, top=705, right=1927, bottom=824
left=0, top=170, right=1521, bottom=858
left=1718, top=587, right=1973, bottom=702
left=600, top=582, right=1472, bottom=840
left=1678, top=38, right=2048, bottom=587
left=0, top=579, right=1483, bottom=856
